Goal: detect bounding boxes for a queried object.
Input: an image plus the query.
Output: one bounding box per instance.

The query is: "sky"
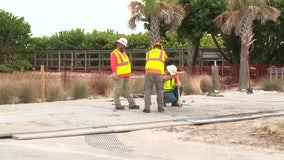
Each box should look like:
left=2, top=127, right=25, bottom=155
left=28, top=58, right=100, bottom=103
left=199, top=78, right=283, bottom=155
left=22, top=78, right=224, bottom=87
left=0, top=0, right=146, bottom=37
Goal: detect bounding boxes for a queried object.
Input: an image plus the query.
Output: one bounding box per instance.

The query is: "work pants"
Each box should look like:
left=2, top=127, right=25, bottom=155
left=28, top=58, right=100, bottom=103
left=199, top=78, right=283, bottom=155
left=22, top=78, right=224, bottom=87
left=144, top=73, right=164, bottom=110
left=113, top=78, right=135, bottom=107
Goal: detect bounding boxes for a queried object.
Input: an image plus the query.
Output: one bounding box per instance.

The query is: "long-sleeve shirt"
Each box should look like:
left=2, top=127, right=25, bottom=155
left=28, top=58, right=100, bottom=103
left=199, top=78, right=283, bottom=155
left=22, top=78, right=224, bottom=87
left=110, top=50, right=131, bottom=78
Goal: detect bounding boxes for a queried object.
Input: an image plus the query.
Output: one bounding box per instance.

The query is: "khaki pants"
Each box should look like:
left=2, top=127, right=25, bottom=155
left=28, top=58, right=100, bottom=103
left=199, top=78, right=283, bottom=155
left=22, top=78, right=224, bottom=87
left=113, top=78, right=135, bottom=107
left=144, top=73, right=164, bottom=110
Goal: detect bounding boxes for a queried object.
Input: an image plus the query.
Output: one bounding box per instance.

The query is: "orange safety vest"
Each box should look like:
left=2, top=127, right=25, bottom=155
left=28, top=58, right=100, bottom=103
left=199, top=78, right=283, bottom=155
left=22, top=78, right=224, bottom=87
left=112, top=49, right=131, bottom=75
left=145, top=48, right=166, bottom=74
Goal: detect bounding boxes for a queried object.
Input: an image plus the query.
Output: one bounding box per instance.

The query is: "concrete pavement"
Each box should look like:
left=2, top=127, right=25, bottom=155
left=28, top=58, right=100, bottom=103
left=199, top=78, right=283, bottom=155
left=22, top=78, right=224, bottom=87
left=0, top=90, right=284, bottom=159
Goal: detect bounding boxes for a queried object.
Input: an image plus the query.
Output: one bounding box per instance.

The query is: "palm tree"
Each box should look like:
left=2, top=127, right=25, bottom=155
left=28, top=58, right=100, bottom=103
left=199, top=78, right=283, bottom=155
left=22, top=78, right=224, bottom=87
left=214, top=0, right=280, bottom=91
left=128, top=0, right=184, bottom=46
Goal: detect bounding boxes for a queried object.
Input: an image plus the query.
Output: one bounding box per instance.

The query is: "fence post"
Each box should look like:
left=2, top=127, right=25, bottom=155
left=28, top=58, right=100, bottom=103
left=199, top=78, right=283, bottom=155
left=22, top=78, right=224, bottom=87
left=269, top=66, right=276, bottom=81
left=281, top=67, right=284, bottom=83
left=41, top=65, right=45, bottom=102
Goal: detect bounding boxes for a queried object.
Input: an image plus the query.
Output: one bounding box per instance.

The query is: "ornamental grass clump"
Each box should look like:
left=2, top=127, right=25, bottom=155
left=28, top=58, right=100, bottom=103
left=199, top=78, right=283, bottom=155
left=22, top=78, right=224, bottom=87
left=17, top=80, right=40, bottom=103
left=71, top=78, right=89, bottom=99
left=261, top=78, right=283, bottom=91
left=46, top=80, right=67, bottom=102
left=0, top=79, right=16, bottom=104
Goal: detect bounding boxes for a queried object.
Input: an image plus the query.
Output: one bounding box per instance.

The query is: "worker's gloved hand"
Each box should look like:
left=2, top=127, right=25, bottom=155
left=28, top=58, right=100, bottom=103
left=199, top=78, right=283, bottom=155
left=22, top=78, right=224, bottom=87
left=112, top=72, right=117, bottom=79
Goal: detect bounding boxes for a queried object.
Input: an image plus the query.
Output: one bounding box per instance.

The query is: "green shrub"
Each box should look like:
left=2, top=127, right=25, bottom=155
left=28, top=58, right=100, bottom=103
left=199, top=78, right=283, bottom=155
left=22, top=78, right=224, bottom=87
left=17, top=80, right=39, bottom=103
left=71, top=79, right=89, bottom=99
left=261, top=79, right=283, bottom=91
left=46, top=80, right=67, bottom=102
left=0, top=79, right=16, bottom=104
left=0, top=64, right=15, bottom=72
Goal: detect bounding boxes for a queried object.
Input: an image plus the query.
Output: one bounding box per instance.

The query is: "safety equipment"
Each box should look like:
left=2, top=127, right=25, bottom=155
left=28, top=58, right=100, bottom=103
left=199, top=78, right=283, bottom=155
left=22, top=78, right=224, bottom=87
left=152, top=42, right=164, bottom=51
left=164, top=78, right=175, bottom=92
left=117, top=38, right=128, bottom=47
left=112, top=49, right=131, bottom=75
left=145, top=49, right=166, bottom=74
left=166, top=65, right=177, bottom=75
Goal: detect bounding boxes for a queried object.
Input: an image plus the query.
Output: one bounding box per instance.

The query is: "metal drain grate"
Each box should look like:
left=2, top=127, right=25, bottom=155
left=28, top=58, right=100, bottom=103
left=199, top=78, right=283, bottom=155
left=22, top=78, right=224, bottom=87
left=85, top=134, right=130, bottom=152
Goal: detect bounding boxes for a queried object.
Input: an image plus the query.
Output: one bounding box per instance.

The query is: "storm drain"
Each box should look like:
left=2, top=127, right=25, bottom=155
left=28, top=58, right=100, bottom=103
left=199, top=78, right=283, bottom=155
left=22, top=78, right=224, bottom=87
left=85, top=134, right=131, bottom=152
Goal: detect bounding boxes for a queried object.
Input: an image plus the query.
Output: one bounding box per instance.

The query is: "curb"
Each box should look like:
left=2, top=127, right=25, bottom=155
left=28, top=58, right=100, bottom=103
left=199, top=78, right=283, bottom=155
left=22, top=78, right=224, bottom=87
left=11, top=111, right=284, bottom=140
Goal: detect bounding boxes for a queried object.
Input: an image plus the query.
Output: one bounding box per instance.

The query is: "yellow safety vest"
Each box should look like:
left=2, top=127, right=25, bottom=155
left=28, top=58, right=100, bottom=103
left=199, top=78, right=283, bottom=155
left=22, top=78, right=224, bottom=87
left=145, top=48, right=166, bottom=74
left=164, top=78, right=175, bottom=92
left=112, top=49, right=131, bottom=75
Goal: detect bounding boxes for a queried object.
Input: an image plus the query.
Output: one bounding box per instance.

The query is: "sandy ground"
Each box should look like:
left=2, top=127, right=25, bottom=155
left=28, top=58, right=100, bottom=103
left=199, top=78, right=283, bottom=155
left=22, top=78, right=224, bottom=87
left=160, top=116, right=284, bottom=152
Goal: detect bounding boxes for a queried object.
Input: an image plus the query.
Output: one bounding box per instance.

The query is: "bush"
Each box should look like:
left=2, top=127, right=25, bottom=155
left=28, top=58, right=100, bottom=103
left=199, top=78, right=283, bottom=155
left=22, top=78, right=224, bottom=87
left=261, top=79, right=283, bottom=91
left=200, top=75, right=213, bottom=93
left=17, top=80, right=40, bottom=103
left=181, top=75, right=203, bottom=95
left=130, top=78, right=144, bottom=94
left=70, top=79, right=89, bottom=99
left=0, top=79, right=16, bottom=104
left=46, top=80, right=67, bottom=102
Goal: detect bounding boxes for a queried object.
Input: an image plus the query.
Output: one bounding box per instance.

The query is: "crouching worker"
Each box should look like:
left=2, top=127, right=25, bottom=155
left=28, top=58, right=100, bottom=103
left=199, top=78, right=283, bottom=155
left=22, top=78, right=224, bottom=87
left=163, top=65, right=184, bottom=107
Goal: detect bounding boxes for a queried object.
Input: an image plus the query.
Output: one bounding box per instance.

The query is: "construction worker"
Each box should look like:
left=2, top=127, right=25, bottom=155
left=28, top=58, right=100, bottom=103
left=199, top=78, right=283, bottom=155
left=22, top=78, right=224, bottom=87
left=110, top=37, right=140, bottom=110
left=163, top=65, right=184, bottom=107
left=143, top=42, right=168, bottom=113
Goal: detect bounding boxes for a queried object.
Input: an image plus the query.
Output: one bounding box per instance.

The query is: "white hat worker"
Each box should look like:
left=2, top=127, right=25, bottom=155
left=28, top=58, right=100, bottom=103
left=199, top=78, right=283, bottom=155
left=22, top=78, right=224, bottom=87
left=166, top=65, right=178, bottom=75
left=117, top=37, right=128, bottom=47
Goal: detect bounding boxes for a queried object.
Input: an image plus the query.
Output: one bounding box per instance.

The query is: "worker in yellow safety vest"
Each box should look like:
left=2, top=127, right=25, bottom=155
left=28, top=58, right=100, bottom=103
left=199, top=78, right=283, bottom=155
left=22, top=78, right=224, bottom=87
left=163, top=65, right=184, bottom=107
left=110, top=37, right=140, bottom=110
left=143, top=42, right=168, bottom=113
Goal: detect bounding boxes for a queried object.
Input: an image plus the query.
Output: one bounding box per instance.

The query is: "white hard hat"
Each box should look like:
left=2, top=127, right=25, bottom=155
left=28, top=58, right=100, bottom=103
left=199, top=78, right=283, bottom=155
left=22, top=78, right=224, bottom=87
left=166, top=65, right=177, bottom=75
left=117, top=37, right=128, bottom=47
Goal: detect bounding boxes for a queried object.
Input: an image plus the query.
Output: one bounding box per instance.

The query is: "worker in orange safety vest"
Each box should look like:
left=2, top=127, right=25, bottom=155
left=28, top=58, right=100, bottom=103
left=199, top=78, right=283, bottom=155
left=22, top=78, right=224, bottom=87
left=110, top=37, right=140, bottom=110
left=143, top=42, right=168, bottom=113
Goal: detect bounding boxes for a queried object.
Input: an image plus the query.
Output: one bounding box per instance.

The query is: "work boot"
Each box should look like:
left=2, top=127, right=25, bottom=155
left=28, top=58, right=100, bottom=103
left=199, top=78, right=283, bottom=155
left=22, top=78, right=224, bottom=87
left=129, top=104, right=140, bottom=109
left=143, top=108, right=151, bottom=113
left=158, top=107, right=165, bottom=112
left=115, top=105, right=125, bottom=110
left=172, top=102, right=182, bottom=107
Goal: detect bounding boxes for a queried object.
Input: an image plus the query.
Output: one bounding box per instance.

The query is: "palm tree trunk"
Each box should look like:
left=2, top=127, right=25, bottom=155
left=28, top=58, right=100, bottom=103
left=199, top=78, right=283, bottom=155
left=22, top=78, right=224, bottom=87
left=238, top=45, right=248, bottom=91
left=149, top=14, right=160, bottom=46
left=187, top=41, right=194, bottom=66
left=238, top=14, right=254, bottom=91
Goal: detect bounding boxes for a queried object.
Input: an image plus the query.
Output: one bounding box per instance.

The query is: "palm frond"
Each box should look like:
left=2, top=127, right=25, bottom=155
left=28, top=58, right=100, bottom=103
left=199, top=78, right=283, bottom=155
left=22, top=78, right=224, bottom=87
left=128, top=1, right=145, bottom=30
left=128, top=15, right=142, bottom=29
left=157, top=2, right=184, bottom=30
left=259, top=6, right=281, bottom=23
left=128, top=1, right=145, bottom=16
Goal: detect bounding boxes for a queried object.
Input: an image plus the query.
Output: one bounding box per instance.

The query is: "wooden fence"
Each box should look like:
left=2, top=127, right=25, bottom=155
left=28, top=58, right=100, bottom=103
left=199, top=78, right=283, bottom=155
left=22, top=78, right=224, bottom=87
left=34, top=49, right=188, bottom=72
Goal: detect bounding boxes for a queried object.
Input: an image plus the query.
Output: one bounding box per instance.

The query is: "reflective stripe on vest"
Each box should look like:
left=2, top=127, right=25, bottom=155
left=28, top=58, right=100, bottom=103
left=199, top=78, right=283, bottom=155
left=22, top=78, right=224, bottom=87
left=164, top=78, right=175, bottom=92
left=145, top=49, right=165, bottom=74
left=113, top=49, right=131, bottom=75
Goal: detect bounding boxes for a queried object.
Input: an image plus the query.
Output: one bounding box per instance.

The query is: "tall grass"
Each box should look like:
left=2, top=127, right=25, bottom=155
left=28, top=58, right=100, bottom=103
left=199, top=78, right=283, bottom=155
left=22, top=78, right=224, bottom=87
left=17, top=80, right=40, bottom=103
left=200, top=75, right=213, bottom=92
left=46, top=80, right=67, bottom=102
left=70, top=78, right=89, bottom=99
left=0, top=79, right=16, bottom=104
left=130, top=78, right=144, bottom=94
left=261, top=78, right=284, bottom=91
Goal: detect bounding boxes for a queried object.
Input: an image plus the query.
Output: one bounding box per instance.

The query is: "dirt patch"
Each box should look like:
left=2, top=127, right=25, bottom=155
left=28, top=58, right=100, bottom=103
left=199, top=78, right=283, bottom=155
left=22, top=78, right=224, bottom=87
left=160, top=116, right=284, bottom=152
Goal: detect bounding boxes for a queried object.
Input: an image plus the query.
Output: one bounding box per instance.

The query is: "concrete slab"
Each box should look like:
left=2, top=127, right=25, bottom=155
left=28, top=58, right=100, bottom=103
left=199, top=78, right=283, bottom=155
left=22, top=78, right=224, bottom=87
left=0, top=90, right=284, bottom=160
left=0, top=90, right=283, bottom=138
